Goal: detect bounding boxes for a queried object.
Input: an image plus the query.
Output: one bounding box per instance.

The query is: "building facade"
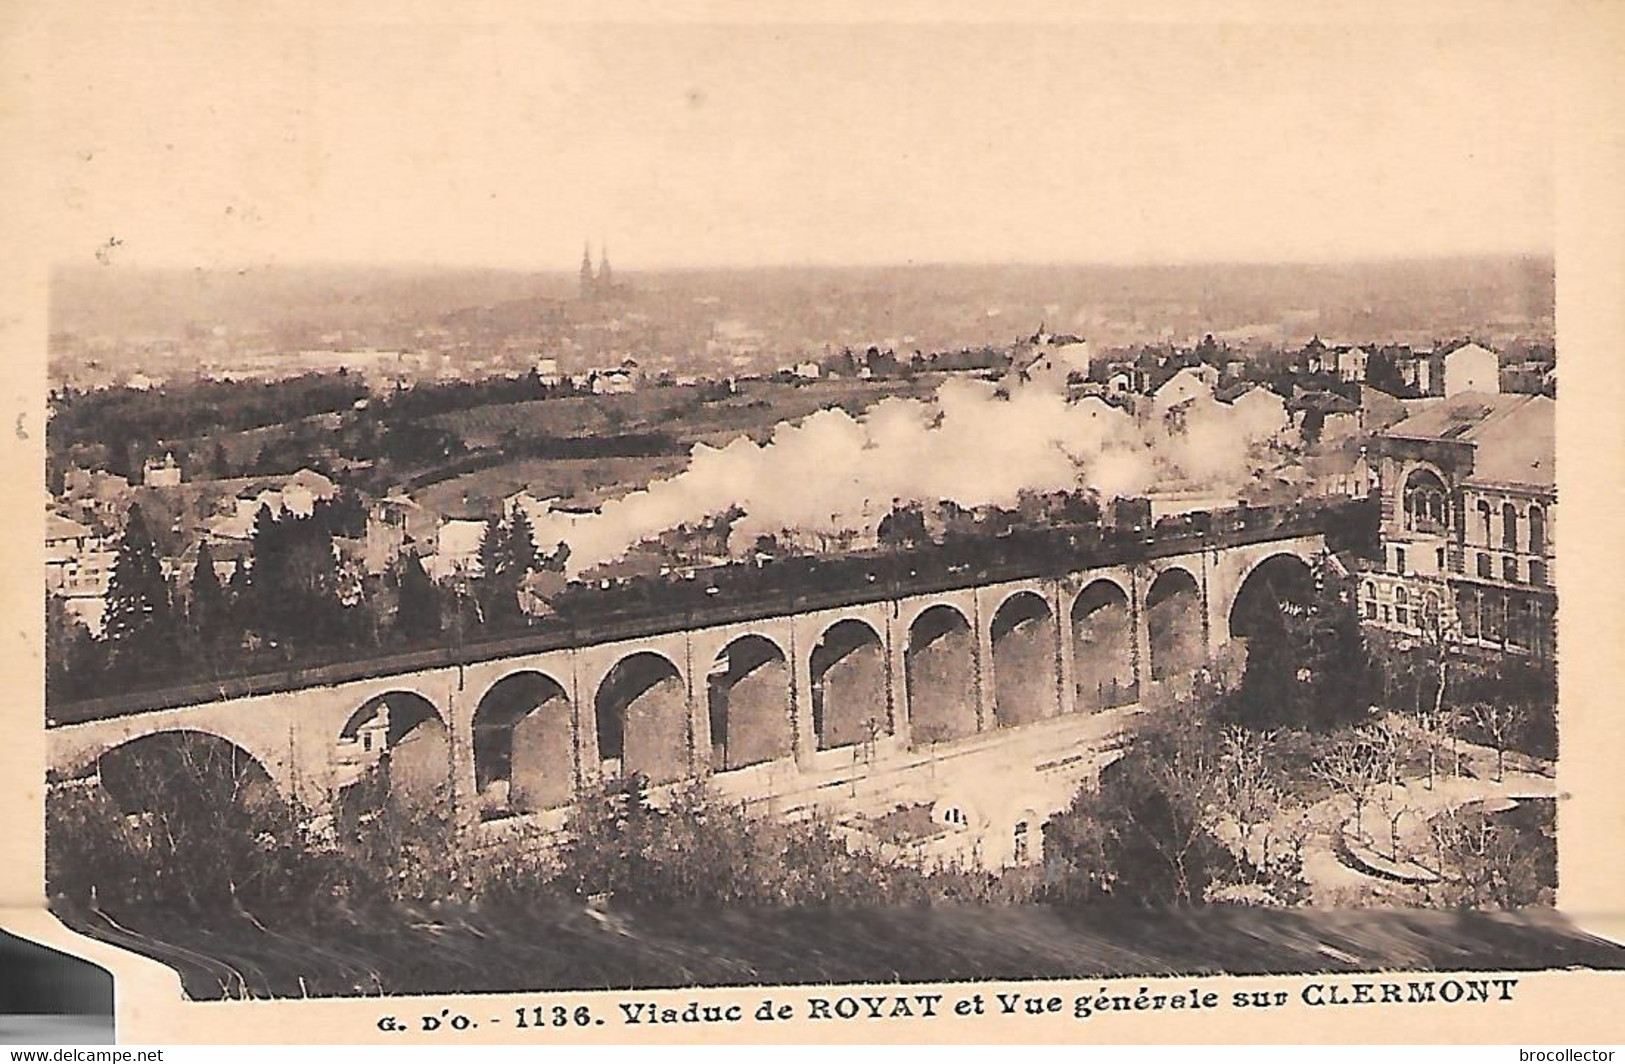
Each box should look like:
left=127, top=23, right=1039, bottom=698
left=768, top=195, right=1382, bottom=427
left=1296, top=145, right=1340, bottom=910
left=1362, top=393, right=1554, bottom=658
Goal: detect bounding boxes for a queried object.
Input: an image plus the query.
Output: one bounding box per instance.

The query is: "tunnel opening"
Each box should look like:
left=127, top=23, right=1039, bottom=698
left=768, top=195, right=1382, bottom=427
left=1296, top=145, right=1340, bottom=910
left=707, top=635, right=792, bottom=771
left=810, top=619, right=889, bottom=751
left=990, top=591, right=1060, bottom=727
left=473, top=671, right=573, bottom=817
left=1146, top=568, right=1204, bottom=684
left=596, top=651, right=689, bottom=784
left=1071, top=579, right=1136, bottom=709
left=906, top=604, right=978, bottom=746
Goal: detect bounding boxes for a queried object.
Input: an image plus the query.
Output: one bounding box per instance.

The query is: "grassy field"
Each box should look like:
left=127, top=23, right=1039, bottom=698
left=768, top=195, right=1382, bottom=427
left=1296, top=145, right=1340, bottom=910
left=58, top=901, right=1625, bottom=1001
left=410, top=376, right=947, bottom=506
left=411, top=456, right=692, bottom=514
left=426, top=376, right=945, bottom=451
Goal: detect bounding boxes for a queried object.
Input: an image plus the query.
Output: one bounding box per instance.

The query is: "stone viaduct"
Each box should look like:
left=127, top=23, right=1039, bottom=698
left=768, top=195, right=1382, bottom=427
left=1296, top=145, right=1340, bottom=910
left=47, top=514, right=1344, bottom=868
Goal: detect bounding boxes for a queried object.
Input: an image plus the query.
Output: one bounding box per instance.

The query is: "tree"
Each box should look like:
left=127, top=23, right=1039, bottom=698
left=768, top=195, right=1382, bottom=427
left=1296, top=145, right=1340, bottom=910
left=1426, top=802, right=1554, bottom=909
left=1299, top=565, right=1372, bottom=729
left=1312, top=730, right=1386, bottom=840
left=1230, top=586, right=1298, bottom=728
left=1228, top=559, right=1369, bottom=731
left=477, top=515, right=508, bottom=583
left=187, top=539, right=228, bottom=651
left=45, top=594, right=98, bottom=703
left=877, top=501, right=929, bottom=550
left=103, top=504, right=177, bottom=673
left=505, top=506, right=538, bottom=575
left=1366, top=349, right=1410, bottom=397
left=475, top=512, right=525, bottom=624
left=1468, top=701, right=1523, bottom=782
left=394, top=552, right=441, bottom=641
left=1044, top=700, right=1231, bottom=905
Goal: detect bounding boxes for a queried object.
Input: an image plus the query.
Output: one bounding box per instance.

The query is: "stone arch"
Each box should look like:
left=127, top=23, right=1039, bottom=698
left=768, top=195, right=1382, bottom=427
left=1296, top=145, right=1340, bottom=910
left=809, top=618, right=888, bottom=751
left=595, top=651, right=689, bottom=784
left=1228, top=553, right=1314, bottom=642
left=95, top=729, right=281, bottom=816
left=905, top=604, right=977, bottom=746
left=336, top=690, right=449, bottom=812
left=472, top=670, right=573, bottom=817
left=707, top=634, right=792, bottom=771
left=1070, top=578, right=1135, bottom=709
left=1145, top=567, right=1203, bottom=683
left=990, top=590, right=1060, bottom=727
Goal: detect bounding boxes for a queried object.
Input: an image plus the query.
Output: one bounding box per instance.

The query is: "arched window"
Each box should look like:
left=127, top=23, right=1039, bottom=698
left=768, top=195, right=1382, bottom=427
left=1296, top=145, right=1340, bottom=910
left=1476, top=500, right=1493, bottom=546
left=1403, top=470, right=1449, bottom=534
left=1394, top=586, right=1409, bottom=604
left=1502, top=502, right=1519, bottom=551
left=1529, top=505, right=1546, bottom=554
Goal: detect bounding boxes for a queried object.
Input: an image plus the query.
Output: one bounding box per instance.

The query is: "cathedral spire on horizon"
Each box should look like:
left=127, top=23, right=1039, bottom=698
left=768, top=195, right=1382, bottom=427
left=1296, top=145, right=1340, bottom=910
left=579, top=237, right=622, bottom=302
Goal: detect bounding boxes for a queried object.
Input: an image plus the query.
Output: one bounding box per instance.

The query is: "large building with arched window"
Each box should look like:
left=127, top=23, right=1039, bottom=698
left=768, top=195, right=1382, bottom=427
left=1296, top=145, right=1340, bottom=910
left=1363, top=392, right=1555, bottom=658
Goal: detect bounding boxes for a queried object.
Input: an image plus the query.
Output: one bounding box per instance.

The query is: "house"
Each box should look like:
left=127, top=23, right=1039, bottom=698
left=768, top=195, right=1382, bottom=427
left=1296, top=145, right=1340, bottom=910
left=1300, top=339, right=1370, bottom=383
left=280, top=468, right=337, bottom=517
left=1150, top=364, right=1219, bottom=413
left=1357, top=384, right=1410, bottom=434
left=791, top=360, right=822, bottom=380
left=142, top=452, right=182, bottom=488
left=1302, top=444, right=1375, bottom=498
left=206, top=469, right=339, bottom=541
left=1010, top=332, right=1092, bottom=392
left=61, top=468, right=132, bottom=530
left=534, top=356, right=561, bottom=386
left=1286, top=389, right=1361, bottom=443
left=170, top=536, right=253, bottom=592
left=1217, top=382, right=1289, bottom=442
left=590, top=367, right=636, bottom=395
left=1440, top=341, right=1501, bottom=397
left=422, top=518, right=489, bottom=582
left=518, top=568, right=569, bottom=617
left=46, top=512, right=116, bottom=635
left=364, top=493, right=438, bottom=574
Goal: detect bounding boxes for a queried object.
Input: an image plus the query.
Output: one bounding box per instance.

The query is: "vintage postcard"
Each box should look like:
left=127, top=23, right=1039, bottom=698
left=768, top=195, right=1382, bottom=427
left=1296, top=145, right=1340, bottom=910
left=3, top=0, right=1623, bottom=1046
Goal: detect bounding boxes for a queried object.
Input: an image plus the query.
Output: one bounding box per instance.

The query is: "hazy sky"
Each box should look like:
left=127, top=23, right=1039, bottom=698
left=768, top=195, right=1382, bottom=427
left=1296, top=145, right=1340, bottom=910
left=19, top=6, right=1556, bottom=270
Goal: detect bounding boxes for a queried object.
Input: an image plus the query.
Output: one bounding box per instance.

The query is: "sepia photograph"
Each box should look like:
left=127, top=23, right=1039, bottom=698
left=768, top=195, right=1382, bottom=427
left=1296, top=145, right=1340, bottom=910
left=9, top=0, right=1625, bottom=1040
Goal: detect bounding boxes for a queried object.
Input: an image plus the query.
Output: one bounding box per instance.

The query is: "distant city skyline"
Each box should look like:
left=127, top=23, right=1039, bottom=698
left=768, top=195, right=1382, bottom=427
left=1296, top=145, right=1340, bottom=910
left=19, top=10, right=1554, bottom=271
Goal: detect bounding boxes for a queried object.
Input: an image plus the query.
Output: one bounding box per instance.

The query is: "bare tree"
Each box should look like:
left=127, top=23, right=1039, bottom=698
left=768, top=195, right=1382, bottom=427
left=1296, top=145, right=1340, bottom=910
left=1313, top=729, right=1386, bottom=840
left=1469, top=701, right=1523, bottom=782
left=1216, top=725, right=1282, bottom=875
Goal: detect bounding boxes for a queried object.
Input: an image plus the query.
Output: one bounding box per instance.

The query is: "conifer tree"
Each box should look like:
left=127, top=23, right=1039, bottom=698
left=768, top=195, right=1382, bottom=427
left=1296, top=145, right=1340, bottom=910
left=188, top=539, right=227, bottom=650
left=395, top=551, right=441, bottom=641
left=103, top=504, right=176, bottom=672
left=505, top=505, right=538, bottom=575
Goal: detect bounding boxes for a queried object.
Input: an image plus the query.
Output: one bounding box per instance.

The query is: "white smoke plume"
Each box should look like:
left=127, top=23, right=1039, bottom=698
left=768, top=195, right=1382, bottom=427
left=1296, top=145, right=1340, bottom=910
left=558, top=377, right=1281, bottom=577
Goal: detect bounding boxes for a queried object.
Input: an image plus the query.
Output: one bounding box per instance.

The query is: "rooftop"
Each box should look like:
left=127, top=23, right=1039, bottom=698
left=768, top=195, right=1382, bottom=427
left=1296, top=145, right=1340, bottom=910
left=1382, top=392, right=1554, bottom=490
